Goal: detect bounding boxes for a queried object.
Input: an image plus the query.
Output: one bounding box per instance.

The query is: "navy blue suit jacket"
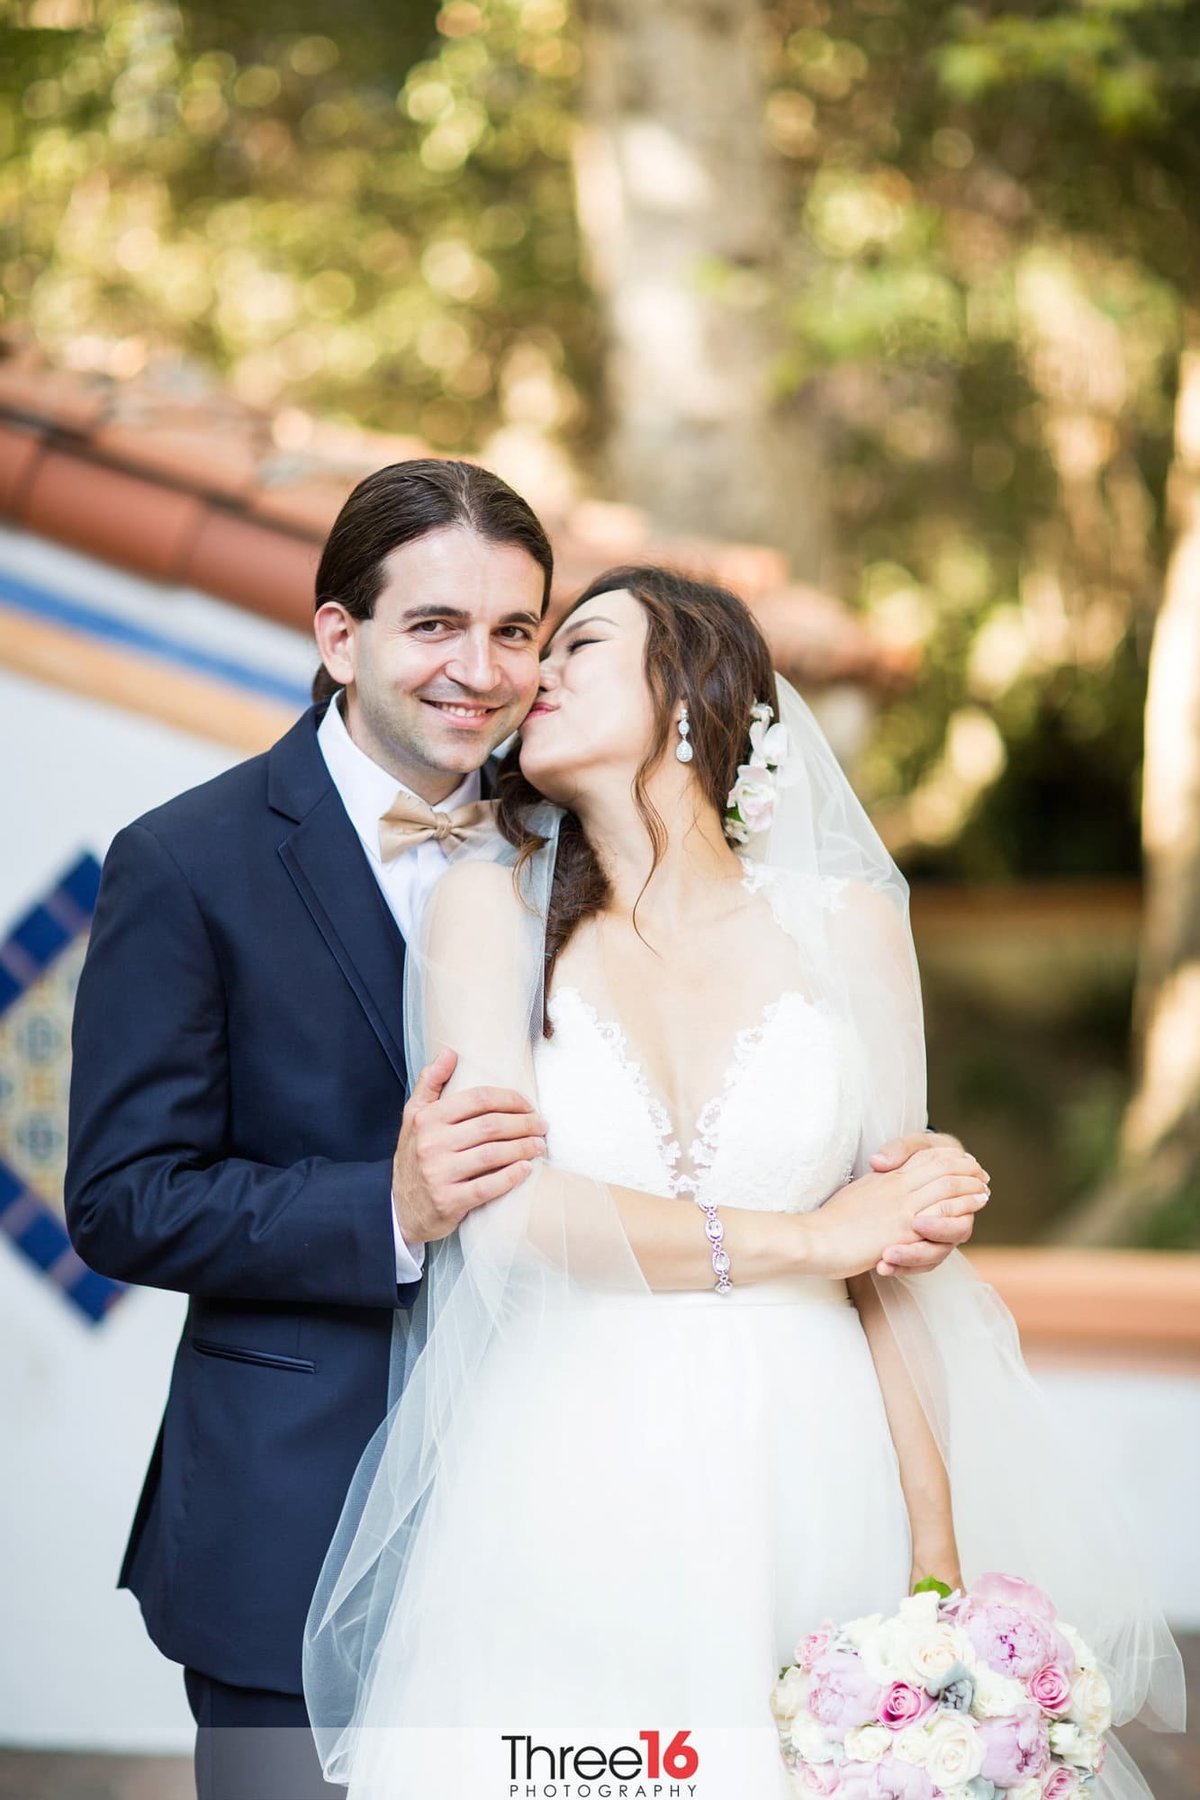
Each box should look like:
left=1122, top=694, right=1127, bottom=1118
left=65, top=702, right=424, bottom=1693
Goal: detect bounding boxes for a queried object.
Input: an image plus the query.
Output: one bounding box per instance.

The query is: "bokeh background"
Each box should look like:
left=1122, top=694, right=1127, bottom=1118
left=0, top=1, right=1197, bottom=1792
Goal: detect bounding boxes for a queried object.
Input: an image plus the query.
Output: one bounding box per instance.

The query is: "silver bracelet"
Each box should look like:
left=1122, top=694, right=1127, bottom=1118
left=697, top=1198, right=732, bottom=1294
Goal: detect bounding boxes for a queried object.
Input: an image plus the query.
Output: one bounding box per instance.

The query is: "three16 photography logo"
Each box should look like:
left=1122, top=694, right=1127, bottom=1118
left=502, top=1728, right=700, bottom=1798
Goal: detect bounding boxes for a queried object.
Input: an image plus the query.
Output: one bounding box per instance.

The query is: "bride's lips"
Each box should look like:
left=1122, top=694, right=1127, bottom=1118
left=523, top=701, right=557, bottom=722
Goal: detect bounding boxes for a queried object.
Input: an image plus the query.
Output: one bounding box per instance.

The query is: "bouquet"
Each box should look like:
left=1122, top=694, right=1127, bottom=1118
left=771, top=1573, right=1112, bottom=1798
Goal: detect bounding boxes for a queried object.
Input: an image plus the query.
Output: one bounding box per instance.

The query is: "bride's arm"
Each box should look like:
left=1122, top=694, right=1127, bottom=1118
left=607, top=1160, right=987, bottom=1290
left=846, top=1269, right=963, bottom=1589
left=414, top=856, right=985, bottom=1292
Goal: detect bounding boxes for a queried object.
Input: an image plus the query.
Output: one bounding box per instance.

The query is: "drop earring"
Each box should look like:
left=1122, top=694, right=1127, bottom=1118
left=675, top=704, right=693, bottom=763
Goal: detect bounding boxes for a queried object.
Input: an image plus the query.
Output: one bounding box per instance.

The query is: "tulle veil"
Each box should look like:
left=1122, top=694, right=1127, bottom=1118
left=303, top=673, right=1185, bottom=1793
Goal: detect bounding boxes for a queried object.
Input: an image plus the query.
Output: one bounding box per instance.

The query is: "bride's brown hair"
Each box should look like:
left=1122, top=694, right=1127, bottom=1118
left=495, top=564, right=778, bottom=1021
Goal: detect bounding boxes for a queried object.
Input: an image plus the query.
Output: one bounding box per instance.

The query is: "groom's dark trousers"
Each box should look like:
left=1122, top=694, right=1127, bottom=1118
left=65, top=702, right=420, bottom=1795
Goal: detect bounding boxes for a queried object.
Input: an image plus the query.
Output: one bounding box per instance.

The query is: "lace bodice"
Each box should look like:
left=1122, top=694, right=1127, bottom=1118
left=534, top=870, right=862, bottom=1213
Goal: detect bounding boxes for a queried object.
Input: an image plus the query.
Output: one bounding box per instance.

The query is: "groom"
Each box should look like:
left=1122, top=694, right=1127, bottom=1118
left=66, top=458, right=978, bottom=1799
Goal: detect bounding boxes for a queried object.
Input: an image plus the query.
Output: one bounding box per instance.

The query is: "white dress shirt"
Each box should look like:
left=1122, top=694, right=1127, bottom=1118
left=317, top=692, right=483, bottom=1284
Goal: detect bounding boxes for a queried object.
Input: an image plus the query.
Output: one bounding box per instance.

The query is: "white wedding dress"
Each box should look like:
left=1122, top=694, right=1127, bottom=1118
left=345, top=866, right=914, bottom=1797
left=309, top=697, right=1183, bottom=1800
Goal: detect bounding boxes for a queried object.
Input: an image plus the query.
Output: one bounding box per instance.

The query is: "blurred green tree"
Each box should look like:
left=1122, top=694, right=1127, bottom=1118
left=4, top=0, right=1200, bottom=1240
left=0, top=0, right=593, bottom=460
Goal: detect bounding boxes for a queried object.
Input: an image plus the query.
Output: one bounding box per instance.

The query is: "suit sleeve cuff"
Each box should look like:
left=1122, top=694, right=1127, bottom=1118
left=391, top=1189, right=427, bottom=1282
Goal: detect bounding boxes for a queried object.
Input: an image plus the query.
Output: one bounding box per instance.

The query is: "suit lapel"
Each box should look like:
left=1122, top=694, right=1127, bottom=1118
left=269, top=708, right=408, bottom=1084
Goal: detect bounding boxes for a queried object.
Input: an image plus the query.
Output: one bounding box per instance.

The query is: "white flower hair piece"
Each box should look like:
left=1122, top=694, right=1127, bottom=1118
left=724, top=699, right=790, bottom=844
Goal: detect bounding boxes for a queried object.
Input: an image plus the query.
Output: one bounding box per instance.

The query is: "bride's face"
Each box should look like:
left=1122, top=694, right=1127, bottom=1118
left=518, top=588, right=659, bottom=801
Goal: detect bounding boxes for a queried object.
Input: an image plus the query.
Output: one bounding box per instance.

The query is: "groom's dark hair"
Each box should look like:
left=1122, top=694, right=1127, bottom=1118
left=311, top=458, right=554, bottom=703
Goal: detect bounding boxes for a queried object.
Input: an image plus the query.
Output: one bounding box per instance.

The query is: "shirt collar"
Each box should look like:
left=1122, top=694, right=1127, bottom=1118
left=317, top=692, right=481, bottom=862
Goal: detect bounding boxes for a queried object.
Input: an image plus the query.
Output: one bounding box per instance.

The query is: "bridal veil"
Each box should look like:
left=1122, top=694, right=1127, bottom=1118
left=303, top=674, right=1184, bottom=1791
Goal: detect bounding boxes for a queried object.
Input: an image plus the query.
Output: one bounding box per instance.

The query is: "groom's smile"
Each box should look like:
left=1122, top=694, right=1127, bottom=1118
left=315, top=522, right=547, bottom=802
left=419, top=697, right=505, bottom=725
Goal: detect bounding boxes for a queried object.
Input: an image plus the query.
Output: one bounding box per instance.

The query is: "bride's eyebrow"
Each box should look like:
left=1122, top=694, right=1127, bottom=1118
left=553, top=613, right=617, bottom=645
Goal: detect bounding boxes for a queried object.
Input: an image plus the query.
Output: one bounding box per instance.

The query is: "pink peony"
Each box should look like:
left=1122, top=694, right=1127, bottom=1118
left=795, top=1762, right=842, bottom=1795
left=977, top=1706, right=1051, bottom=1786
left=795, top=1624, right=836, bottom=1671
left=834, top=1763, right=880, bottom=1800
left=1027, top=1662, right=1074, bottom=1715
left=874, top=1760, right=935, bottom=1800
left=878, top=1681, right=937, bottom=1732
left=1042, top=1769, right=1080, bottom=1799
left=963, top=1601, right=1054, bottom=1679
left=807, top=1649, right=885, bottom=1735
left=970, top=1572, right=1059, bottom=1622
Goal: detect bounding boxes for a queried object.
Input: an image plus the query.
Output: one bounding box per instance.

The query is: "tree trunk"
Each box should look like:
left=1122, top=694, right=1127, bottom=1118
left=1054, top=337, right=1200, bottom=1245
left=573, top=0, right=827, bottom=576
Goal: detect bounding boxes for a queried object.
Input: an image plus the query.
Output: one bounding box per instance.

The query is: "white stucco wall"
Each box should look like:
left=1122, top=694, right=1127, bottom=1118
left=0, top=667, right=253, bottom=1749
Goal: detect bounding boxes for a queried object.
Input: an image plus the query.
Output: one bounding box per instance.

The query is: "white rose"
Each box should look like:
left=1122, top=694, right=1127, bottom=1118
left=749, top=718, right=789, bottom=767
left=842, top=1611, right=886, bottom=1651
left=788, top=1713, right=837, bottom=1763
left=909, top=1624, right=976, bottom=1687
left=1049, top=1721, right=1105, bottom=1769
left=1005, top=1782, right=1044, bottom=1800
left=1069, top=1666, right=1113, bottom=1736
left=923, top=1713, right=984, bottom=1790
left=844, top=1725, right=890, bottom=1763
left=897, top=1591, right=942, bottom=1629
left=728, top=765, right=777, bottom=833
left=860, top=1615, right=963, bottom=1691
left=970, top=1662, right=1028, bottom=1719
left=892, top=1724, right=934, bottom=1768
left=771, top=1666, right=809, bottom=1723
left=1057, top=1620, right=1098, bottom=1672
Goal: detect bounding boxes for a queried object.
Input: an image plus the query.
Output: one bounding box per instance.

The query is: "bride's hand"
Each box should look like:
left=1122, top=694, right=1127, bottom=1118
left=799, top=1148, right=989, bottom=1281
left=910, top=1550, right=965, bottom=1596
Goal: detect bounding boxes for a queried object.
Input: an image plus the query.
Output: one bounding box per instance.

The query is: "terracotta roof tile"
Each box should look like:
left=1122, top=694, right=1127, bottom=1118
left=183, top=509, right=320, bottom=629
left=0, top=344, right=112, bottom=433
left=23, top=446, right=206, bottom=582
left=90, top=419, right=262, bottom=501
left=0, top=420, right=45, bottom=518
left=0, top=332, right=911, bottom=693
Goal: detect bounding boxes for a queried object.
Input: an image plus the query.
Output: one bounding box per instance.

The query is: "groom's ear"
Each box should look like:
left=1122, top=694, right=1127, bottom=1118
left=314, top=601, right=356, bottom=690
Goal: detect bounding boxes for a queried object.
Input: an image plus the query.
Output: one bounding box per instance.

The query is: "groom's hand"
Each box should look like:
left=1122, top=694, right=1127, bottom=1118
left=871, top=1130, right=989, bottom=1276
left=392, top=1048, right=548, bottom=1247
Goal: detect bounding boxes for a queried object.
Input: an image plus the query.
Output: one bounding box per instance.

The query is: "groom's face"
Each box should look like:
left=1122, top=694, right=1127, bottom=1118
left=316, top=526, right=544, bottom=800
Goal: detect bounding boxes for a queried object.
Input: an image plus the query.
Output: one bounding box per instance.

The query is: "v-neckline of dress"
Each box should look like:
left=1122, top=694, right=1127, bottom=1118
left=545, top=984, right=823, bottom=1198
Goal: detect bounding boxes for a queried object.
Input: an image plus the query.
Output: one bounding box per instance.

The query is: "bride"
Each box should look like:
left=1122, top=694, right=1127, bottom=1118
left=305, top=566, right=1183, bottom=1798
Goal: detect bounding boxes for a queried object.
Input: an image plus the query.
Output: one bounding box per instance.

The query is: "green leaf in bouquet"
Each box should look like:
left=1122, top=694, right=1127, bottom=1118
left=911, top=1575, right=953, bottom=1599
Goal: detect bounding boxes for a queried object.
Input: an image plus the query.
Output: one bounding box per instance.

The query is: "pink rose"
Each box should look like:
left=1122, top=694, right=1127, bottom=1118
left=1027, top=1662, right=1073, bottom=1715
left=963, top=1601, right=1054, bottom=1678
left=970, top=1571, right=1058, bottom=1622
left=807, top=1649, right=885, bottom=1735
left=977, top=1706, right=1051, bottom=1786
left=878, top=1681, right=936, bottom=1732
left=1042, top=1769, right=1080, bottom=1799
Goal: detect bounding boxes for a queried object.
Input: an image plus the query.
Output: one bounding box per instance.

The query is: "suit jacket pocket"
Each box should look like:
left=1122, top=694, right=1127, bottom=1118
left=191, top=1337, right=315, bottom=1374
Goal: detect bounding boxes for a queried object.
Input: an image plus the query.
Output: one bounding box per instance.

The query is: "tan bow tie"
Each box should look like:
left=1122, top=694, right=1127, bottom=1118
left=378, top=793, right=495, bottom=861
